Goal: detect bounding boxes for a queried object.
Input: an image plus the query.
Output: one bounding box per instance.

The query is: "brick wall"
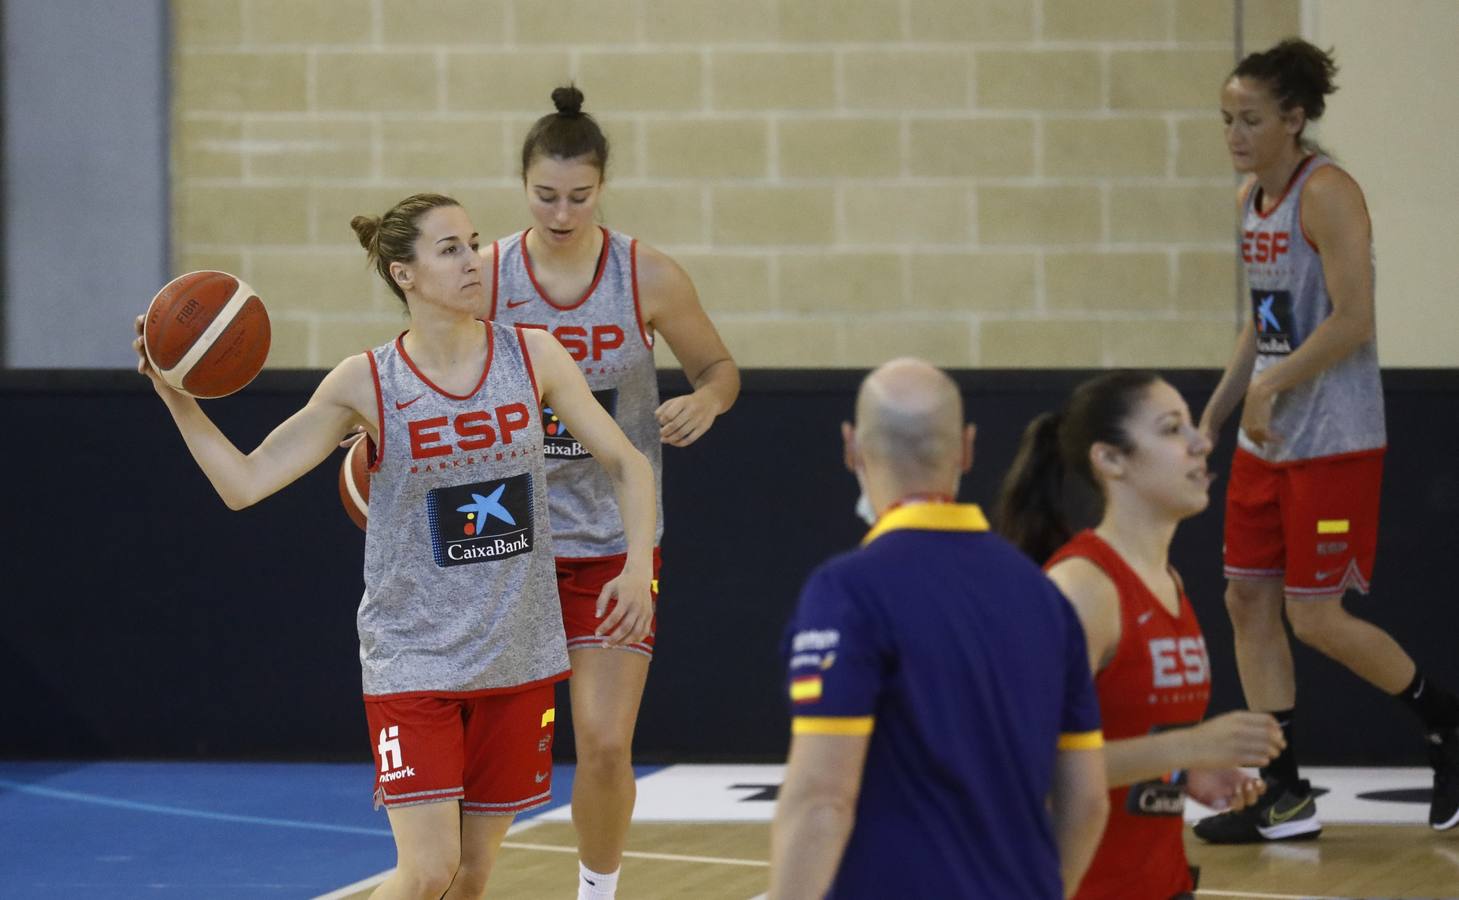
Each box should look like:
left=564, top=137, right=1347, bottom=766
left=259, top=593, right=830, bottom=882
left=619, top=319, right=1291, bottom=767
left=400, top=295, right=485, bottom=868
left=171, top=0, right=1300, bottom=368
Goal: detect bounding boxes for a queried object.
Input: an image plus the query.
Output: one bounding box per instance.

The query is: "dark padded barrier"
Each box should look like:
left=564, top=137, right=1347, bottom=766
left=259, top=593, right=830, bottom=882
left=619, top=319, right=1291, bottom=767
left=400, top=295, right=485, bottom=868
left=4, top=369, right=1457, bottom=765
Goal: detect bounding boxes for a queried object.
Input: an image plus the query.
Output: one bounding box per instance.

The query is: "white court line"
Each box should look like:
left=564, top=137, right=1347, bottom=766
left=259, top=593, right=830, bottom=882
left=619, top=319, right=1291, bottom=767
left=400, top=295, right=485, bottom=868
left=502, top=840, right=770, bottom=868
left=311, top=819, right=547, bottom=900
left=1197, top=891, right=1345, bottom=899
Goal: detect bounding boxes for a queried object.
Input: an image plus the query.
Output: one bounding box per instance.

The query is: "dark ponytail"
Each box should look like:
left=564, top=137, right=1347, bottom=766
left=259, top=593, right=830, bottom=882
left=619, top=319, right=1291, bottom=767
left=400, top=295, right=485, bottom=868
left=997, top=412, right=1073, bottom=566
left=996, top=370, right=1162, bottom=564
left=1232, top=38, right=1339, bottom=150
left=520, top=85, right=611, bottom=178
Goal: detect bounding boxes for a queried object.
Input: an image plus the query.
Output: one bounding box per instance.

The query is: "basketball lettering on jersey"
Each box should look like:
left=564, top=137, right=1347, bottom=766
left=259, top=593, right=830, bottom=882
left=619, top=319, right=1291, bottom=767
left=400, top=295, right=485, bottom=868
left=358, top=322, right=567, bottom=696
left=490, top=228, right=664, bottom=557
left=1047, top=530, right=1207, bottom=900
left=1149, top=636, right=1209, bottom=689
left=1239, top=155, right=1385, bottom=462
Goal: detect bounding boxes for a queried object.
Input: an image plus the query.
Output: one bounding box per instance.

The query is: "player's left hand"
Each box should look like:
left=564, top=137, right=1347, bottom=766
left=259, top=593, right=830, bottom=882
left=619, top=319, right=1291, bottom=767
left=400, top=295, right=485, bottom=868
left=1185, top=767, right=1267, bottom=812
left=594, top=565, right=654, bottom=647
left=655, top=390, right=720, bottom=447
left=1239, top=381, right=1282, bottom=446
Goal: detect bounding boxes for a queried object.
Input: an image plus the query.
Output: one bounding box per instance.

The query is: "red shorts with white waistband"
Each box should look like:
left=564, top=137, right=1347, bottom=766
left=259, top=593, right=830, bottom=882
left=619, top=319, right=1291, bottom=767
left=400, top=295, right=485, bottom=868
left=557, top=547, right=661, bottom=657
left=1222, top=447, right=1383, bottom=598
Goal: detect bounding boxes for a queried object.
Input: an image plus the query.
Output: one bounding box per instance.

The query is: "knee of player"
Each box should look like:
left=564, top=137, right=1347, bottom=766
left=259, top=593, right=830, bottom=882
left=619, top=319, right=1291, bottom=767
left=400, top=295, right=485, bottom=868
left=574, top=727, right=634, bottom=772
left=396, top=854, right=461, bottom=897
left=1225, top=580, right=1283, bottom=625
left=1284, top=599, right=1342, bottom=650
left=446, top=857, right=493, bottom=898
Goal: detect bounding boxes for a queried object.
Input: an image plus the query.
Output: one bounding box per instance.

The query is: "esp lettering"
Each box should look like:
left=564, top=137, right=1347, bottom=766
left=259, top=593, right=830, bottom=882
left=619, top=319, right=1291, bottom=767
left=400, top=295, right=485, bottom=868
left=1241, top=230, right=1290, bottom=264
left=1149, top=637, right=1210, bottom=689
left=407, top=403, right=531, bottom=459
left=520, top=323, right=625, bottom=361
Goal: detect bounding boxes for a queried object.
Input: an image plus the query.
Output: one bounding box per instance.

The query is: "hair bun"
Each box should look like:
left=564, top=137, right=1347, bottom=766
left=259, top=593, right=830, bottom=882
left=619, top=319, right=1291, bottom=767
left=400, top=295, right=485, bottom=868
left=551, top=85, right=585, bottom=116
left=350, top=214, right=381, bottom=252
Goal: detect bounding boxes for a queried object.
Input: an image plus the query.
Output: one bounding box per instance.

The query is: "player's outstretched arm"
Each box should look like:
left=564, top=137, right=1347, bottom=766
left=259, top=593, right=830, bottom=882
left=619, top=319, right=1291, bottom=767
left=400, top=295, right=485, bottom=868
left=523, top=327, right=656, bottom=645
left=136, top=314, right=372, bottom=509
left=636, top=243, right=740, bottom=447
left=769, top=731, right=870, bottom=900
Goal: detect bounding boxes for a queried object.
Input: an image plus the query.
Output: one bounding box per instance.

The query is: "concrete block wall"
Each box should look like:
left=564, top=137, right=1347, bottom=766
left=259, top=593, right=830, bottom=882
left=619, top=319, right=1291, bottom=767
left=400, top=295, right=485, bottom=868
left=171, top=0, right=1300, bottom=368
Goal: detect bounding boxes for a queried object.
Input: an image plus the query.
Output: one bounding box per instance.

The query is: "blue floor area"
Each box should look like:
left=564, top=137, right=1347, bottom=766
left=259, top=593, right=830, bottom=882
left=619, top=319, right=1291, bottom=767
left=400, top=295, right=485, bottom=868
left=0, top=760, right=656, bottom=898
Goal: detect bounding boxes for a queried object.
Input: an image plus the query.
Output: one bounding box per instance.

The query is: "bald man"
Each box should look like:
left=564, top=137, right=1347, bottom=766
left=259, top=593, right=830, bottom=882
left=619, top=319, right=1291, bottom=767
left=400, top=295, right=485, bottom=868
left=769, top=359, right=1110, bottom=900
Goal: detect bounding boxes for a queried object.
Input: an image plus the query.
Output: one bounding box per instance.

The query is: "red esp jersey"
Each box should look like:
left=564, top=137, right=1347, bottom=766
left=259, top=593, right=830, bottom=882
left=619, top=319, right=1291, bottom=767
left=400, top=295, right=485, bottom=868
left=1048, top=531, right=1211, bottom=900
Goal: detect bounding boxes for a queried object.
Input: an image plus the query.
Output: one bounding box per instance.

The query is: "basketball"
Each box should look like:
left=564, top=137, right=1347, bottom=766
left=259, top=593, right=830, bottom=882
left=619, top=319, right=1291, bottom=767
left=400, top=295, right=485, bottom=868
left=339, top=435, right=373, bottom=531
left=143, top=270, right=270, bottom=398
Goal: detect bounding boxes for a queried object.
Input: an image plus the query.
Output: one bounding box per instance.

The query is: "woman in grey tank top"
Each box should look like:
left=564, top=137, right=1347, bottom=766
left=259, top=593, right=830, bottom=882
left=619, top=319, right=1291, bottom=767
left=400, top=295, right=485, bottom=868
left=1194, top=40, right=1459, bottom=845
left=491, top=87, right=740, bottom=900
left=133, top=193, right=656, bottom=898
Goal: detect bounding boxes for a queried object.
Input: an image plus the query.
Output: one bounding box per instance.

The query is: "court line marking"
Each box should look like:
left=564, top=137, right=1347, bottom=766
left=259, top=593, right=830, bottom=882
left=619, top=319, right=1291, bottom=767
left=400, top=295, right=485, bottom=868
left=0, top=778, right=393, bottom=837
left=1196, top=886, right=1342, bottom=892
left=499, top=840, right=770, bottom=868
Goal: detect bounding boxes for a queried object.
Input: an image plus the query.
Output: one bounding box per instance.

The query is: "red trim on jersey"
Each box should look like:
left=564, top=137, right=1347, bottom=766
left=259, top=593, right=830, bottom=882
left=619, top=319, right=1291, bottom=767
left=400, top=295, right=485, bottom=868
left=488, top=240, right=500, bottom=319
left=361, top=668, right=570, bottom=702
left=519, top=225, right=610, bottom=312
left=1252, top=154, right=1316, bottom=220
left=516, top=325, right=541, bottom=406
left=629, top=238, right=654, bottom=350
left=395, top=321, right=494, bottom=401
left=365, top=350, right=385, bottom=474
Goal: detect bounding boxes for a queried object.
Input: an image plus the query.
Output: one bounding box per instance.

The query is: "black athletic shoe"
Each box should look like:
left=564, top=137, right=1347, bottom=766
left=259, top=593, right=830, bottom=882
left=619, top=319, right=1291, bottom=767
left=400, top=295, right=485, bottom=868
left=1428, top=728, right=1459, bottom=831
left=1192, top=778, right=1322, bottom=844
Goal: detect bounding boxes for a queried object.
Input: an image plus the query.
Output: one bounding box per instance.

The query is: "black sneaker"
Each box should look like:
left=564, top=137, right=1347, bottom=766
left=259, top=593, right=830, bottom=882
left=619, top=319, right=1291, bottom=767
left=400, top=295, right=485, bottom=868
left=1428, top=728, right=1459, bottom=831
left=1192, top=778, right=1322, bottom=844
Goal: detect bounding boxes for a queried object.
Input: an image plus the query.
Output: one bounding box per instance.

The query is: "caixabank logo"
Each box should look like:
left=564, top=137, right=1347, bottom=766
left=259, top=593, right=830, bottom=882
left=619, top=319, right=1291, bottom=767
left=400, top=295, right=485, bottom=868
left=543, top=389, right=618, bottom=461
left=1252, top=289, right=1295, bottom=355
left=426, top=473, right=535, bottom=567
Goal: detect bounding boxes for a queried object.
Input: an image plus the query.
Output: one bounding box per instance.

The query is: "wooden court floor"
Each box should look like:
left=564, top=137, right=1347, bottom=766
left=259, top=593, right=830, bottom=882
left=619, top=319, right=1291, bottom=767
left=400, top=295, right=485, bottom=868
left=334, top=822, right=1459, bottom=899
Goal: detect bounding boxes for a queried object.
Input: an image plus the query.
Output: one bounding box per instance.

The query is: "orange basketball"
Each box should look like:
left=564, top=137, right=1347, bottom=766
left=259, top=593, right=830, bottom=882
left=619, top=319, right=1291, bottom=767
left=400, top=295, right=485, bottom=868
left=339, top=436, right=373, bottom=531
left=144, top=270, right=270, bottom=398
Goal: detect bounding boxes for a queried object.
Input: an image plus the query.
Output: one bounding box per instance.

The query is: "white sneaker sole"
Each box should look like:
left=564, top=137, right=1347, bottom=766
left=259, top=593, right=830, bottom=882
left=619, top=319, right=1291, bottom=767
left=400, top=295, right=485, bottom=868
left=1257, top=817, right=1322, bottom=840
left=1431, top=807, right=1459, bottom=831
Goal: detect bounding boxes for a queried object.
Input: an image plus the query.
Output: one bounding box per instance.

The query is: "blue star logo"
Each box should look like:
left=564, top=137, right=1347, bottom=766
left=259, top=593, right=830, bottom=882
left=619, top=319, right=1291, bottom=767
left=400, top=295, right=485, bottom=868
left=457, top=484, right=515, bottom=527
left=1257, top=295, right=1282, bottom=332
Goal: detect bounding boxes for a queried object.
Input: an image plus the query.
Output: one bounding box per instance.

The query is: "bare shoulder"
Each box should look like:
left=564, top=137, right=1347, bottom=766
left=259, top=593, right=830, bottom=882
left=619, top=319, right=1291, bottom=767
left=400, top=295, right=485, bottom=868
left=1304, top=163, right=1368, bottom=209
left=313, top=352, right=376, bottom=419
left=633, top=241, right=694, bottom=300
left=1302, top=163, right=1371, bottom=241
left=1047, top=556, right=1119, bottom=611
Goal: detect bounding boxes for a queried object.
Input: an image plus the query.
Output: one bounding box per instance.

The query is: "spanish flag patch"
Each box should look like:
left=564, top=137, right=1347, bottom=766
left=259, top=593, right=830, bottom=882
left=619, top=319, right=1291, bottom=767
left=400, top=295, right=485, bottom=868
left=790, top=675, right=823, bottom=704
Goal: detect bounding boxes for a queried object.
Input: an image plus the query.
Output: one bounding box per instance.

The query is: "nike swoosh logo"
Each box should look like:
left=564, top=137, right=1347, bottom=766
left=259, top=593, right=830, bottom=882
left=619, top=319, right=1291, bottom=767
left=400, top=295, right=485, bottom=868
left=1137, top=610, right=1154, bottom=625
left=395, top=395, right=423, bottom=410
left=505, top=297, right=533, bottom=309
left=1314, top=569, right=1337, bottom=581
left=534, top=771, right=549, bottom=783
left=1266, top=793, right=1313, bottom=825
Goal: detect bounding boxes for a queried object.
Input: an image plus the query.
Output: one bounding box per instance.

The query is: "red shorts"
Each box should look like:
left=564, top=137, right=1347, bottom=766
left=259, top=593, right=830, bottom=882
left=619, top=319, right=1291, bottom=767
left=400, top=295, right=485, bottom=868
left=557, top=548, right=661, bottom=657
left=363, top=684, right=556, bottom=815
left=1223, top=447, right=1384, bottom=598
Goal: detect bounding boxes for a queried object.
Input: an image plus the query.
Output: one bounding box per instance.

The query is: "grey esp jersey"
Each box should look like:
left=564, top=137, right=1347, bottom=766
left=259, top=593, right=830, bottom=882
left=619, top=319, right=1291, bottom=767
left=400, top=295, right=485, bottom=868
left=359, top=322, right=567, bottom=697
left=490, top=227, right=664, bottom=557
left=1240, top=155, right=1385, bottom=462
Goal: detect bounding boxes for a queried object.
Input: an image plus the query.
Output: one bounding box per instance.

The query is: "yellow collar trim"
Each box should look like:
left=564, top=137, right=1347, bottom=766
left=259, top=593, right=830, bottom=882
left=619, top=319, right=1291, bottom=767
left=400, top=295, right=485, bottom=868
left=862, top=502, right=991, bottom=546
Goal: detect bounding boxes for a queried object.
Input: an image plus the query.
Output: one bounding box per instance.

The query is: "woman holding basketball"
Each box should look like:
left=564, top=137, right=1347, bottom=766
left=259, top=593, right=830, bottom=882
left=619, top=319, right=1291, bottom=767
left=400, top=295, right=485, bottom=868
left=485, top=87, right=739, bottom=900
left=998, top=370, right=1284, bottom=900
left=1193, top=38, right=1459, bottom=843
left=134, top=193, right=656, bottom=900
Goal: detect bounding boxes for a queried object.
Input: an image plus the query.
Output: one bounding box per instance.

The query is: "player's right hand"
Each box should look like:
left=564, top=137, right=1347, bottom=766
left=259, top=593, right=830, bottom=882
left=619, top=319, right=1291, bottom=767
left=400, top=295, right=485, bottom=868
left=133, top=313, right=179, bottom=397
left=1185, top=710, right=1285, bottom=769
